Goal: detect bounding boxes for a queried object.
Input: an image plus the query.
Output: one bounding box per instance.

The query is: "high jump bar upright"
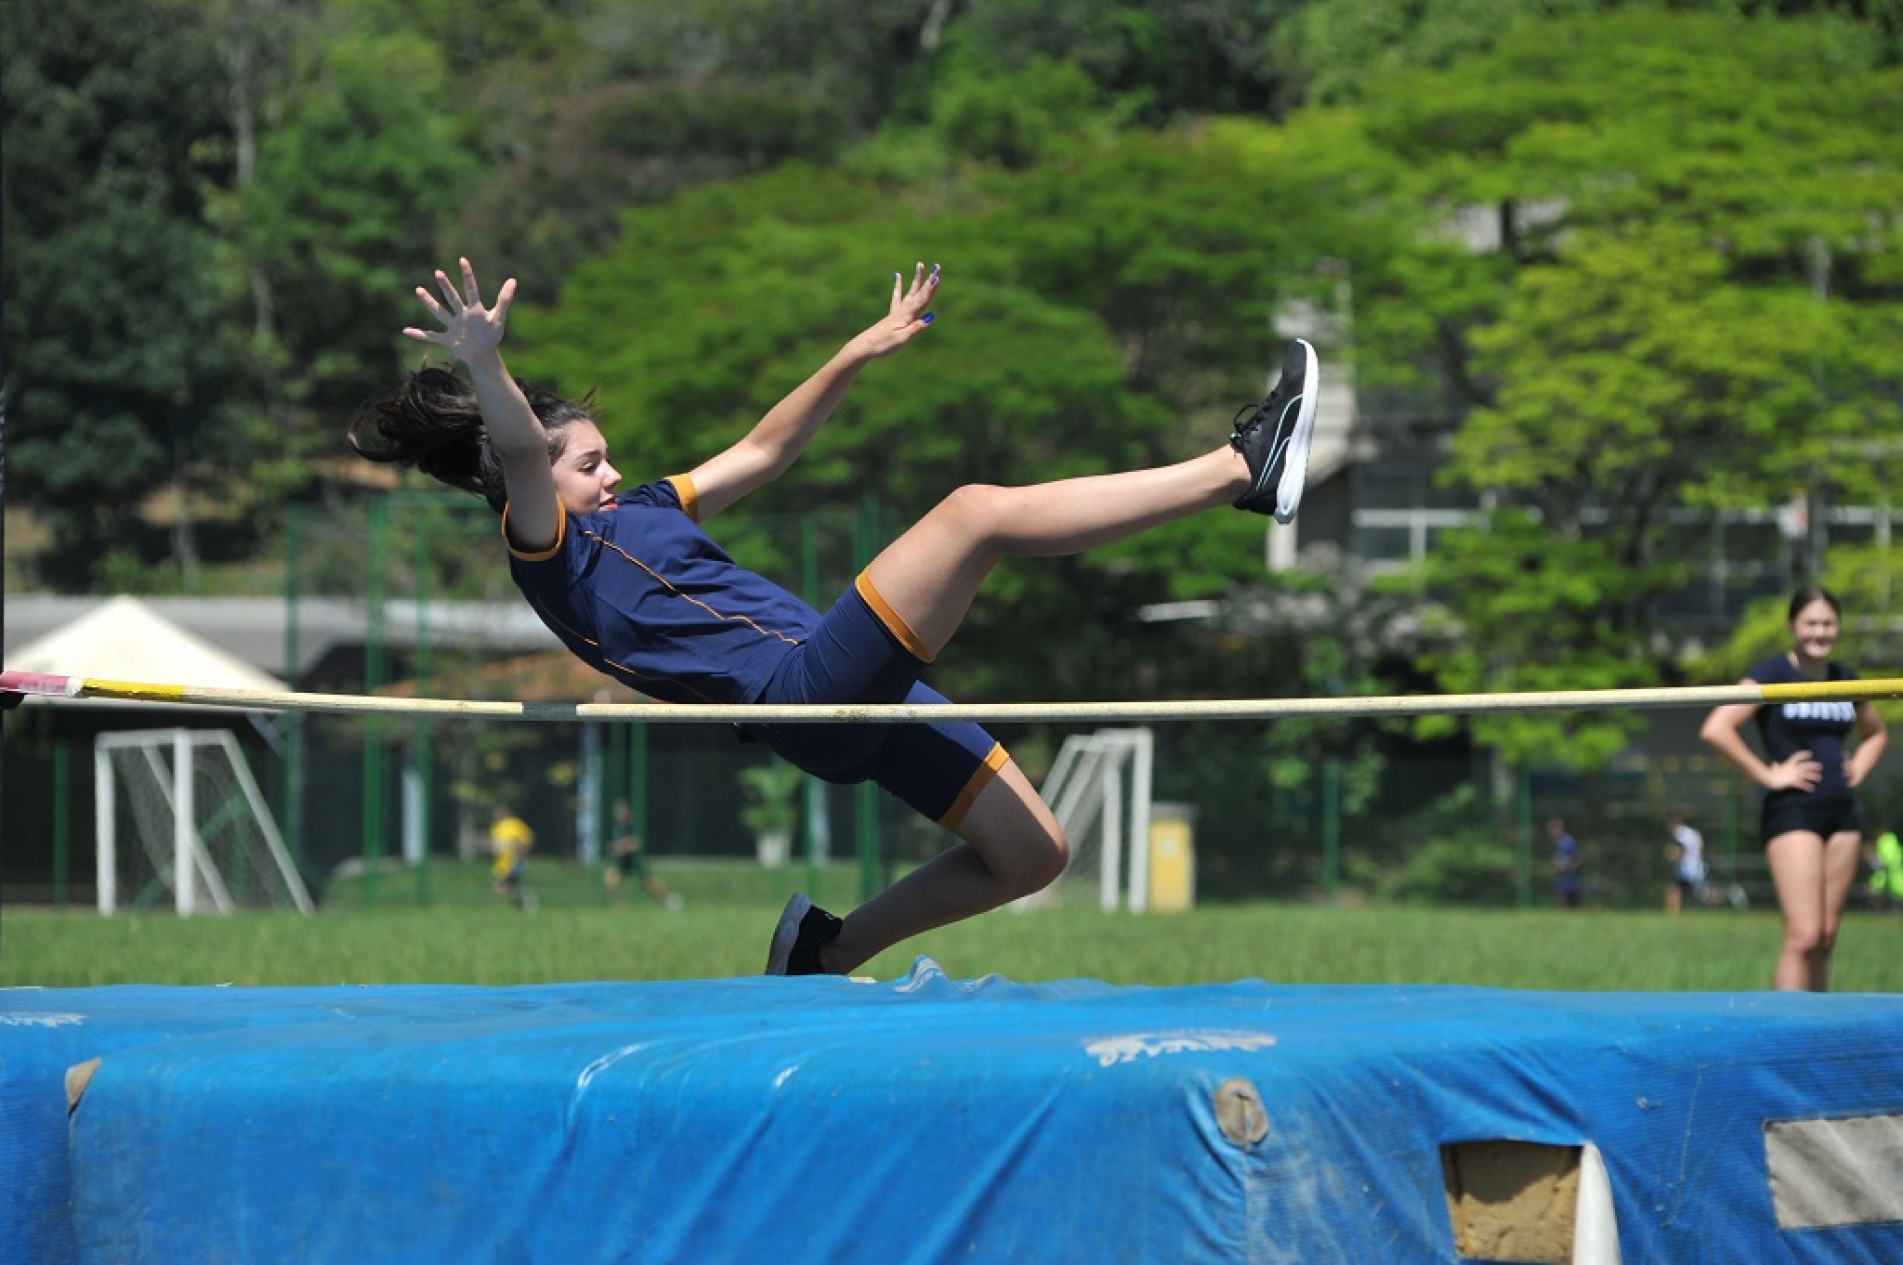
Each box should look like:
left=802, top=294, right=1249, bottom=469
left=5, top=669, right=1901, bottom=725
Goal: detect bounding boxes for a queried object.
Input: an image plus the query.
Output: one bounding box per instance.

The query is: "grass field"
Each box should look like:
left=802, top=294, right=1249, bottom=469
left=9, top=858, right=1903, bottom=993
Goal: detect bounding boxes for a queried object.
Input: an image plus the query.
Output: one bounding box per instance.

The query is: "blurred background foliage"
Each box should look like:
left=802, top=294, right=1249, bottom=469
left=6, top=0, right=1903, bottom=784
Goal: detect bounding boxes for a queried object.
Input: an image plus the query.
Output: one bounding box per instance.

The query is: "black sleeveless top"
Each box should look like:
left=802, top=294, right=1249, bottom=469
left=1747, top=655, right=1860, bottom=803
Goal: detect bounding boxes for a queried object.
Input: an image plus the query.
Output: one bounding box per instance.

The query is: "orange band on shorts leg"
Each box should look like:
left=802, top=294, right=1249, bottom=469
left=855, top=571, right=935, bottom=663
left=938, top=743, right=1010, bottom=831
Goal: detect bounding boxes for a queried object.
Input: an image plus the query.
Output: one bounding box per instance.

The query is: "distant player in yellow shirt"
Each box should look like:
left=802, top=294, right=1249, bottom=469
left=489, top=805, right=535, bottom=910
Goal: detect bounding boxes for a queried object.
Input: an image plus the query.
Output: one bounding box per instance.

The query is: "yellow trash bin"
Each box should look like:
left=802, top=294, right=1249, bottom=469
left=1147, top=802, right=1198, bottom=913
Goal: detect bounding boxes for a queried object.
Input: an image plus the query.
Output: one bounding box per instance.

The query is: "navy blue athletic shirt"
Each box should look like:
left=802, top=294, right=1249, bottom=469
left=506, top=475, right=819, bottom=705
left=1747, top=654, right=1861, bottom=802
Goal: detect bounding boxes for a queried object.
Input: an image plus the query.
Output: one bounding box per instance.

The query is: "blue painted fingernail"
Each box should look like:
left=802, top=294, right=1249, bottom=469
left=921, top=313, right=935, bottom=325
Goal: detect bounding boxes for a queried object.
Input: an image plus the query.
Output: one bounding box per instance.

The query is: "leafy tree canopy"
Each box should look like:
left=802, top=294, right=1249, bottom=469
left=2, top=0, right=241, bottom=582
left=1342, top=10, right=1903, bottom=765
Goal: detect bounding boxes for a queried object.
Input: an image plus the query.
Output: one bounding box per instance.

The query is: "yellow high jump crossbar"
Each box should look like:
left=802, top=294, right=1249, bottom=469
left=5, top=670, right=1901, bottom=725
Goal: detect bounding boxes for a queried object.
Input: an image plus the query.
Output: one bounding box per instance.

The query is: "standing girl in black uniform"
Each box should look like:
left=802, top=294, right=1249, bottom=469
left=1700, top=587, right=1888, bottom=990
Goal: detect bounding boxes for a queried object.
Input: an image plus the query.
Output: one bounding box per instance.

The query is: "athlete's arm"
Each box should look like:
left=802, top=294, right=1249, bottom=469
left=1847, top=702, right=1888, bottom=788
left=685, top=263, right=938, bottom=521
left=404, top=258, right=563, bottom=552
left=1699, top=693, right=1821, bottom=791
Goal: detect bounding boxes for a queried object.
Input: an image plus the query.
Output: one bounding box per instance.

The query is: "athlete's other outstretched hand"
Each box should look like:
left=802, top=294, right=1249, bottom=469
left=403, top=257, right=517, bottom=367
left=846, top=262, right=939, bottom=360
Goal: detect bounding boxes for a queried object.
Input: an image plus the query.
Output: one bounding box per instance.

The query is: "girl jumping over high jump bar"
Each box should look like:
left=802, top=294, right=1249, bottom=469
left=350, top=258, right=1317, bottom=976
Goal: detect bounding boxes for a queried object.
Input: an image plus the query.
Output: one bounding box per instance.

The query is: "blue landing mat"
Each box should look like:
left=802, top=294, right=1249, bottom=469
left=5, top=964, right=1902, bottom=1263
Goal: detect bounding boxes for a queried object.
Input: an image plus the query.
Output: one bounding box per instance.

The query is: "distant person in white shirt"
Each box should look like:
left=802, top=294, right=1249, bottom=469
left=1664, top=813, right=1707, bottom=915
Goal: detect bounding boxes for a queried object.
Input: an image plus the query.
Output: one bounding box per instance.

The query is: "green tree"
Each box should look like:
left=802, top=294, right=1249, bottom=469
left=2, top=0, right=245, bottom=588
left=925, top=51, right=1116, bottom=171
left=1335, top=11, right=1903, bottom=766
left=1287, top=0, right=1903, bottom=106
left=229, top=23, right=480, bottom=494
left=453, top=0, right=939, bottom=301
left=5, top=0, right=488, bottom=585
left=951, top=1, right=1305, bottom=123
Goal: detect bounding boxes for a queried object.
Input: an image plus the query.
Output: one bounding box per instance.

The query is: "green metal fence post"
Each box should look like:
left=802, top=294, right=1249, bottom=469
left=856, top=493, right=882, bottom=902
left=284, top=506, right=306, bottom=872
left=53, top=740, right=70, bottom=910
left=414, top=510, right=432, bottom=907
left=1321, top=757, right=1340, bottom=901
left=630, top=721, right=649, bottom=849
left=800, top=511, right=829, bottom=894
left=362, top=496, right=390, bottom=908
left=1516, top=765, right=1534, bottom=909
left=1726, top=779, right=1740, bottom=875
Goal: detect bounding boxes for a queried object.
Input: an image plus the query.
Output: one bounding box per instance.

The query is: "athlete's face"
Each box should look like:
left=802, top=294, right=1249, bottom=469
left=1789, top=599, right=1841, bottom=663
left=551, top=419, right=621, bottom=516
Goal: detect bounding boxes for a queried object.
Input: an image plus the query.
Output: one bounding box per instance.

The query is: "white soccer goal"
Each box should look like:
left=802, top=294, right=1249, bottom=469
left=1015, top=728, right=1155, bottom=913
left=95, top=728, right=314, bottom=916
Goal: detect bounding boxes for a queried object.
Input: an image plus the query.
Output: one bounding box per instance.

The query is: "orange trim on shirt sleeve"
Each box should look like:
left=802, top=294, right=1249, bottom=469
left=503, top=503, right=566, bottom=562
left=666, top=475, right=699, bottom=521
left=854, top=571, right=935, bottom=663
left=938, top=743, right=1010, bottom=831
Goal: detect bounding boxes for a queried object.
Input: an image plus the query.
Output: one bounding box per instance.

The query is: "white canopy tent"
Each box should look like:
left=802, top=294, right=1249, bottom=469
left=5, top=594, right=291, bottom=704
left=6, top=596, right=310, bottom=916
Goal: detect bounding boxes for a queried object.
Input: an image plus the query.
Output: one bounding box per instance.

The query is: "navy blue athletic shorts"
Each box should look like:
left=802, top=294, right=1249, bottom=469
left=748, top=572, right=1007, bottom=829
left=1760, top=792, right=1863, bottom=846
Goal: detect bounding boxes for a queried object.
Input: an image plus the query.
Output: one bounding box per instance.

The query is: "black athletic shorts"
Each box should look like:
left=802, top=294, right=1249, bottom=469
left=1760, top=793, right=1862, bottom=846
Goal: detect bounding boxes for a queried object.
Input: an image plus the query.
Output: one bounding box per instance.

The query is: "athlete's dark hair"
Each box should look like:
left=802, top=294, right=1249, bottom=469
left=1787, top=585, right=1841, bottom=623
left=347, top=367, right=596, bottom=514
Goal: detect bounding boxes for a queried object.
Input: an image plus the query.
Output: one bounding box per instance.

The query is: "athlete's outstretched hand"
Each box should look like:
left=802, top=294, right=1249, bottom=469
left=847, top=262, right=939, bottom=360
left=403, top=257, right=517, bottom=365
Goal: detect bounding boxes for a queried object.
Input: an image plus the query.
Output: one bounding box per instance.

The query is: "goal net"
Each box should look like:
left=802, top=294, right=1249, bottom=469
left=1015, top=728, right=1155, bottom=913
left=95, top=728, right=314, bottom=916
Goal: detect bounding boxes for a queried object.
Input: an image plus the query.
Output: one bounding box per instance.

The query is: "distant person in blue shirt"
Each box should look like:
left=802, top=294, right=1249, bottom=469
left=1549, top=817, right=1580, bottom=909
left=1700, top=587, right=1888, bottom=991
left=350, top=257, right=1319, bottom=977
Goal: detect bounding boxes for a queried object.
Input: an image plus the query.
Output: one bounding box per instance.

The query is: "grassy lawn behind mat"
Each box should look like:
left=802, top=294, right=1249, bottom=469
left=7, top=863, right=1903, bottom=992
left=318, top=855, right=873, bottom=915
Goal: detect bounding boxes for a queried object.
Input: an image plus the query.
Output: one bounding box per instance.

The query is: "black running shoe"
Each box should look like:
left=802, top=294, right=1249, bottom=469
left=1230, top=338, right=1318, bottom=524
left=763, top=892, right=844, bottom=976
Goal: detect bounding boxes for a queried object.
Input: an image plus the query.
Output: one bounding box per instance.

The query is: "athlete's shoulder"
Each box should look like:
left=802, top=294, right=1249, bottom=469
left=612, top=478, right=690, bottom=514
left=1744, top=654, right=1794, bottom=684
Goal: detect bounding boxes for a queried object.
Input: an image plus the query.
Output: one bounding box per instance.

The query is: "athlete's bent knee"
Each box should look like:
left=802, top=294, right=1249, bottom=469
left=931, top=484, right=1009, bottom=539
left=1011, top=828, right=1069, bottom=898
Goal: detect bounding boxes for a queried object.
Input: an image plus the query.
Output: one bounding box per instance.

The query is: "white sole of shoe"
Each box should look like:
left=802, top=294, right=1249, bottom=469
left=764, top=891, right=813, bottom=975
left=1275, top=338, right=1318, bottom=525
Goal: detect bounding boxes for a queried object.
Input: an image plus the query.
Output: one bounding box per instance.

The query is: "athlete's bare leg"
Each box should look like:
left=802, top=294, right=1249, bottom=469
left=817, top=758, right=1066, bottom=975
left=865, top=448, right=1250, bottom=659
left=1767, top=829, right=1864, bottom=991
